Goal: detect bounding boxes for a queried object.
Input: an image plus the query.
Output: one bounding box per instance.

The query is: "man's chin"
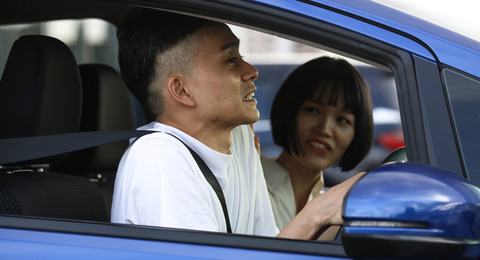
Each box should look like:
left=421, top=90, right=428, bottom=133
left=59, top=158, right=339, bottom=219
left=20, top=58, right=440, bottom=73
left=247, top=111, right=260, bottom=124
left=231, top=110, right=260, bottom=127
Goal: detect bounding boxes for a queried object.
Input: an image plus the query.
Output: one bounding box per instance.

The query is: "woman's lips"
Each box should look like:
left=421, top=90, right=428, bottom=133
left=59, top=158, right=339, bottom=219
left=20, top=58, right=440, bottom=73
left=307, top=139, right=331, bottom=154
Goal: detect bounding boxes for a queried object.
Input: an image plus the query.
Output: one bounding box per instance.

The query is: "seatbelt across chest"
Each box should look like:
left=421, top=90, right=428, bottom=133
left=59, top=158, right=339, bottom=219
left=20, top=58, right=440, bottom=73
left=166, top=133, right=232, bottom=234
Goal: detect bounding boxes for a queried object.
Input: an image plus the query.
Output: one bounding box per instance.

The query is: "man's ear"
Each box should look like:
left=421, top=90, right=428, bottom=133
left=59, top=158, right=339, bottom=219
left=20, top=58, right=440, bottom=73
left=165, top=75, right=195, bottom=106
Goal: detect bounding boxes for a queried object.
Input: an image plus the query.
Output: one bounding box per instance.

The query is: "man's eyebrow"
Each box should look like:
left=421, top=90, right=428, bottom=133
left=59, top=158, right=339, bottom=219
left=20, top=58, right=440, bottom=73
left=220, top=39, right=239, bottom=51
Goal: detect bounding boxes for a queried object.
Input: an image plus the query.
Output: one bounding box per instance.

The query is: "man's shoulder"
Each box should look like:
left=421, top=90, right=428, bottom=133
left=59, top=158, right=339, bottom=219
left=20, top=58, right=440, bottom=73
left=126, top=130, right=190, bottom=162
left=132, top=130, right=177, bottom=145
left=134, top=122, right=188, bottom=146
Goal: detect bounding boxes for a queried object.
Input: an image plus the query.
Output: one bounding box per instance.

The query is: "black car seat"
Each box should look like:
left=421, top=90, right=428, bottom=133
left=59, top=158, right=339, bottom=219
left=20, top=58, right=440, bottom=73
left=53, top=64, right=135, bottom=218
left=0, top=35, right=109, bottom=222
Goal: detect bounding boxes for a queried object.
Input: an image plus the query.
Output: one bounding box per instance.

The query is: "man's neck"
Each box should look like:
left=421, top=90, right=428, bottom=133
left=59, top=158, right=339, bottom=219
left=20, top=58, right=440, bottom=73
left=188, top=126, right=233, bottom=154
left=157, top=115, right=234, bottom=154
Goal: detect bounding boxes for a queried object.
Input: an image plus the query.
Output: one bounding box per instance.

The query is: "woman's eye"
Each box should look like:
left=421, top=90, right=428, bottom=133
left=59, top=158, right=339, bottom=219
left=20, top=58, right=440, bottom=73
left=338, top=116, right=352, bottom=125
left=305, top=107, right=319, bottom=114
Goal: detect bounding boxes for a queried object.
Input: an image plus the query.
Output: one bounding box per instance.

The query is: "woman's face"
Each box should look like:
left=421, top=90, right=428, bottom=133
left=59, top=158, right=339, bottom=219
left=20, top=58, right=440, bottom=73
left=291, top=90, right=355, bottom=172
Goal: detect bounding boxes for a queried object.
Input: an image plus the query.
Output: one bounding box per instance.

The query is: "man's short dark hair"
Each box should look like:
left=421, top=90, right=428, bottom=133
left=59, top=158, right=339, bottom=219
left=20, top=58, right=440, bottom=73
left=117, top=8, right=214, bottom=115
left=270, top=56, right=374, bottom=171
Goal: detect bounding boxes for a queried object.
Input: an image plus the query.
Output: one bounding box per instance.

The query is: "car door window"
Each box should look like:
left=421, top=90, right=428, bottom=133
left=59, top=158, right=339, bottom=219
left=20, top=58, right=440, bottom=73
left=443, top=69, right=480, bottom=186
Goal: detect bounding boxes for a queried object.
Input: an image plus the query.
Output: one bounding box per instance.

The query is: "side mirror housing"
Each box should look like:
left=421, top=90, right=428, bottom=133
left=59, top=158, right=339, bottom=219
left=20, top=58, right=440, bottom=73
left=342, top=162, right=480, bottom=259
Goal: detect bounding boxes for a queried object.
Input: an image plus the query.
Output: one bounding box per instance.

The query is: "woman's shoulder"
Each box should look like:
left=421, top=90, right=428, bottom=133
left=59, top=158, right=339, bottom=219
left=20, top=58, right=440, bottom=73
left=261, top=156, right=290, bottom=189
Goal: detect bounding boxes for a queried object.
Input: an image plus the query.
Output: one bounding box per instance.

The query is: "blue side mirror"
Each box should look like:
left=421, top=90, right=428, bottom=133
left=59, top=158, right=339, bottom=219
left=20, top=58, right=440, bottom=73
left=342, top=162, right=480, bottom=259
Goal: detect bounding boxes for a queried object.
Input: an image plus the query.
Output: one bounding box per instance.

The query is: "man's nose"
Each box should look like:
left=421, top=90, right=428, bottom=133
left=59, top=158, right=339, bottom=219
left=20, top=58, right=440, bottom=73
left=242, top=61, right=258, bottom=82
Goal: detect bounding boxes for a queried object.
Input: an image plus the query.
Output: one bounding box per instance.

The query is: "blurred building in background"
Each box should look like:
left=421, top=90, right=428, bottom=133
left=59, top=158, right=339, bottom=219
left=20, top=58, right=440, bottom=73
left=0, top=19, right=118, bottom=77
left=0, top=19, right=329, bottom=78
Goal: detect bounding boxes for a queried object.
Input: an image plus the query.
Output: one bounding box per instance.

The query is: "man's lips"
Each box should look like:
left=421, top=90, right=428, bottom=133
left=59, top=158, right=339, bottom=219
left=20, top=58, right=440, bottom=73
left=243, top=91, right=255, bottom=101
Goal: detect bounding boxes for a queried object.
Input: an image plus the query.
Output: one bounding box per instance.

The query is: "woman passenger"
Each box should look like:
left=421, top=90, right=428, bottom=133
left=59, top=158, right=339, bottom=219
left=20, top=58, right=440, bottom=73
left=261, top=56, right=374, bottom=236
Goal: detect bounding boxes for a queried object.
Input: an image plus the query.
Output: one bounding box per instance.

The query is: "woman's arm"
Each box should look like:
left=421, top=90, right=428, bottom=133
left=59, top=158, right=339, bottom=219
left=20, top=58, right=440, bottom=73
left=277, top=172, right=366, bottom=239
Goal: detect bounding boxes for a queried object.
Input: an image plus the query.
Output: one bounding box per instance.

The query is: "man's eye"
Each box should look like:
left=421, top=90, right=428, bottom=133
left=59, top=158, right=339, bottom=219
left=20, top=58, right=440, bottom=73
left=227, top=57, right=238, bottom=64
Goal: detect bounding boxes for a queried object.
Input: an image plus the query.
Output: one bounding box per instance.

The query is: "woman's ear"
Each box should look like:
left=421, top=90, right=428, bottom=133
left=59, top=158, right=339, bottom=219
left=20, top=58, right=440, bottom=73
left=165, top=75, right=195, bottom=106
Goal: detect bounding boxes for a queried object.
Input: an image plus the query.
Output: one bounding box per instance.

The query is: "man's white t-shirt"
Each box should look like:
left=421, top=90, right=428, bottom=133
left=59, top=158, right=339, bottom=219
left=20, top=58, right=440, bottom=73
left=111, top=122, right=278, bottom=236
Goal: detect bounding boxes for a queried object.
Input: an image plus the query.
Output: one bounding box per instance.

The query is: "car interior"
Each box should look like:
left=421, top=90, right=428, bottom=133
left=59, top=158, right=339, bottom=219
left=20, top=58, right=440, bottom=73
left=51, top=63, right=136, bottom=219
left=0, top=35, right=110, bottom=221
left=0, top=31, right=144, bottom=222
left=0, top=2, right=405, bottom=227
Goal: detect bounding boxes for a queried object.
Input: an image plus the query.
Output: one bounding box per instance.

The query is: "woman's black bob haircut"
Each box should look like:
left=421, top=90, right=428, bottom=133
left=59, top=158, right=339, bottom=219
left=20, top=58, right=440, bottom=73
left=270, top=56, right=374, bottom=171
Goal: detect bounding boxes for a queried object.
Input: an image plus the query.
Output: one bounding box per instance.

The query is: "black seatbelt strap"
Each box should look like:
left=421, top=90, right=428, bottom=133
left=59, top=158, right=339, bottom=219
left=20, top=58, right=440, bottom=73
left=0, top=130, right=154, bottom=165
left=0, top=129, right=233, bottom=233
left=166, top=133, right=232, bottom=234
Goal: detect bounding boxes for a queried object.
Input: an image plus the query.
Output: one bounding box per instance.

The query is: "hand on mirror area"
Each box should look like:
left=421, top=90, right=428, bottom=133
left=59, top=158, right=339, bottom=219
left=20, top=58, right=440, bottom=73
left=278, top=172, right=366, bottom=240
left=312, top=171, right=366, bottom=226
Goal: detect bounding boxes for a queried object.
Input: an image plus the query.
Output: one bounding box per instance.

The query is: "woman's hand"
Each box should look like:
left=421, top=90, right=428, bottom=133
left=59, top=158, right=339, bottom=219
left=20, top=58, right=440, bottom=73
left=250, top=124, right=261, bottom=156
left=278, top=172, right=366, bottom=240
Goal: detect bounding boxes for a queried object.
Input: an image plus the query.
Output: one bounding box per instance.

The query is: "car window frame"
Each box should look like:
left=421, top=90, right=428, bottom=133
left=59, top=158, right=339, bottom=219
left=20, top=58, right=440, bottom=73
left=442, top=67, right=480, bottom=185
left=413, top=56, right=465, bottom=177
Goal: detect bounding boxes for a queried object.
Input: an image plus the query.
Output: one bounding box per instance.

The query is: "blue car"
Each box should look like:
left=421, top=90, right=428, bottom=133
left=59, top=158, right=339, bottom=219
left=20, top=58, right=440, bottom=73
left=0, top=0, right=479, bottom=259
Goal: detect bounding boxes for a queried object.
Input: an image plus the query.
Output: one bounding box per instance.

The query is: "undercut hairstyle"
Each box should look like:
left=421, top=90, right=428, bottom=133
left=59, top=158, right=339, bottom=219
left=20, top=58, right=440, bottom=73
left=270, top=56, right=374, bottom=171
left=117, top=8, right=215, bottom=116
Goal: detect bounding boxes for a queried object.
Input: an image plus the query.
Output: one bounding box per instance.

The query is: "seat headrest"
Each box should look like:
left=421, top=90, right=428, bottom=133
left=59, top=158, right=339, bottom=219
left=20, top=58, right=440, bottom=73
left=78, top=64, right=135, bottom=132
left=0, top=35, right=82, bottom=139
left=53, top=64, right=135, bottom=173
